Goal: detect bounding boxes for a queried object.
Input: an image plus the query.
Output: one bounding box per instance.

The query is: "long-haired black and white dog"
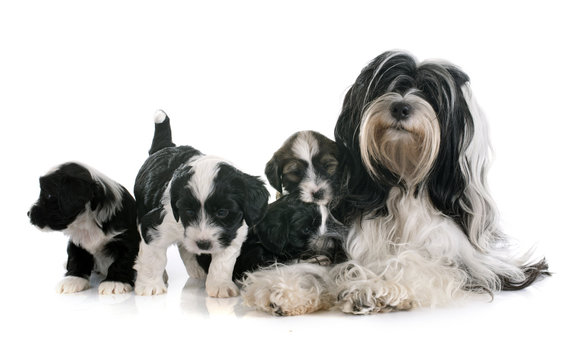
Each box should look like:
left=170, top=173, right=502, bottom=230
left=28, top=162, right=140, bottom=294
left=241, top=51, right=549, bottom=315
left=134, top=110, right=269, bottom=297
left=265, top=131, right=341, bottom=206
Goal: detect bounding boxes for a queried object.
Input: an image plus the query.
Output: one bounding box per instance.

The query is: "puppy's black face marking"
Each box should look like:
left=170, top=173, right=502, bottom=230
left=265, top=131, right=341, bottom=205
left=29, top=162, right=141, bottom=290
left=29, top=163, right=97, bottom=231
left=256, top=194, right=323, bottom=257
left=198, top=193, right=349, bottom=280
left=170, top=159, right=269, bottom=254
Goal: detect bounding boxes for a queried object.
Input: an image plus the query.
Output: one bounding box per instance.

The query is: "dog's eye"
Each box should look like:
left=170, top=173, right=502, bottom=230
left=184, top=209, right=196, bottom=218
left=302, top=227, right=314, bottom=235
left=216, top=209, right=229, bottom=219
left=323, top=162, right=338, bottom=174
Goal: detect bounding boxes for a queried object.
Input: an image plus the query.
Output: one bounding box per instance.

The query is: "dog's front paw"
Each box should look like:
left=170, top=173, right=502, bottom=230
left=98, top=281, right=133, bottom=295
left=56, top=276, right=90, bottom=294
left=241, top=265, right=332, bottom=316
left=206, top=280, right=239, bottom=298
left=135, top=281, right=167, bottom=296
left=337, top=281, right=414, bottom=315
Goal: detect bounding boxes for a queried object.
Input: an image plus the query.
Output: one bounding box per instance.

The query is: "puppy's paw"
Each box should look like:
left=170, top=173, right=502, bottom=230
left=98, top=281, right=133, bottom=295
left=134, top=281, right=167, bottom=296
left=206, top=280, right=239, bottom=298
left=56, top=276, right=90, bottom=294
left=185, top=262, right=207, bottom=280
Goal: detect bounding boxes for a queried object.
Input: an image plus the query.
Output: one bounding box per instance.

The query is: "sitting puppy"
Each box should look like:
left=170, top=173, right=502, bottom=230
left=197, top=192, right=348, bottom=281
left=265, top=131, right=341, bottom=206
left=134, top=110, right=269, bottom=297
left=28, top=162, right=140, bottom=294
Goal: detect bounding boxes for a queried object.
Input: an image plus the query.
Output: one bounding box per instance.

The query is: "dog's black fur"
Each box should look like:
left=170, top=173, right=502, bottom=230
left=265, top=130, right=342, bottom=206
left=133, top=110, right=270, bottom=297
left=134, top=113, right=269, bottom=250
left=28, top=162, right=140, bottom=288
left=197, top=193, right=348, bottom=281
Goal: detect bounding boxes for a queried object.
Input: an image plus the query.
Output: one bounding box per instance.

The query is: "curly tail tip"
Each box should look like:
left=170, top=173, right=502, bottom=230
left=154, top=109, right=168, bottom=124
left=500, top=258, right=551, bottom=291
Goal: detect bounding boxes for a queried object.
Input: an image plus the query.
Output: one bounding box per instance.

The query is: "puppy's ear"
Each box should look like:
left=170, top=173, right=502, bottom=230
left=58, top=176, right=93, bottom=217
left=240, top=174, right=270, bottom=227
left=171, top=200, right=180, bottom=222
left=264, top=156, right=283, bottom=194
left=169, top=165, right=193, bottom=223
left=89, top=182, right=105, bottom=212
left=256, top=219, right=288, bottom=254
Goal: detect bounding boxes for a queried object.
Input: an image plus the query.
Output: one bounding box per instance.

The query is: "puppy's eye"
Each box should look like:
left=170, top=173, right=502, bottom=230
left=184, top=209, right=196, bottom=217
left=216, top=209, right=229, bottom=219
left=323, top=162, right=338, bottom=174
left=283, top=171, right=302, bottom=183
left=302, top=227, right=314, bottom=235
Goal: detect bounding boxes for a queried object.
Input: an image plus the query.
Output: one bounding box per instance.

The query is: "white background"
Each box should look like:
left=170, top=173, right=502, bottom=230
left=1, top=1, right=561, bottom=359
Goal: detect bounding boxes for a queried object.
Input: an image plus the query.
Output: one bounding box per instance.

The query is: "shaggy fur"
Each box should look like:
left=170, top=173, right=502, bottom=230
left=241, top=51, right=549, bottom=315
left=28, top=162, right=140, bottom=294
left=265, top=131, right=341, bottom=206
left=134, top=110, right=269, bottom=297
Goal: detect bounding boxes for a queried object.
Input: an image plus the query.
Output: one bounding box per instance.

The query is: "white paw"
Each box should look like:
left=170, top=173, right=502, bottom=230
left=134, top=281, right=167, bottom=296
left=240, top=265, right=332, bottom=316
left=206, top=280, right=239, bottom=298
left=56, top=276, right=90, bottom=294
left=186, top=262, right=208, bottom=280
left=98, top=281, right=133, bottom=295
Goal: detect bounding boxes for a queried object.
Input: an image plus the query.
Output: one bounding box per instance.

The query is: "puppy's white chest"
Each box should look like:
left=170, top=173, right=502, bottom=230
left=64, top=212, right=111, bottom=255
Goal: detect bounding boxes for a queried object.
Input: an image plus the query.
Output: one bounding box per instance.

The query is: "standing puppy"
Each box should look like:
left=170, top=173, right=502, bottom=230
left=134, top=110, right=269, bottom=297
left=28, top=162, right=140, bottom=294
left=265, top=131, right=341, bottom=206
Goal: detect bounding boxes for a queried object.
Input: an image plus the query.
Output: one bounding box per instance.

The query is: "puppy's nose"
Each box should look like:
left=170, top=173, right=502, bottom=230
left=195, top=240, right=212, bottom=251
left=390, top=102, right=412, bottom=121
left=27, top=211, right=30, bottom=217
left=312, top=189, right=325, bottom=201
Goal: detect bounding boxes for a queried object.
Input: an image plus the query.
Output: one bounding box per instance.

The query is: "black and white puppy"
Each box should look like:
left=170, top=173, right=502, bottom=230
left=28, top=162, right=140, bottom=294
left=265, top=131, right=341, bottom=206
left=197, top=192, right=348, bottom=282
left=134, top=110, right=269, bottom=297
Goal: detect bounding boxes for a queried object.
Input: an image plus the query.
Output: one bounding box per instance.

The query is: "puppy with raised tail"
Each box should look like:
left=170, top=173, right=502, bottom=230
left=134, top=110, right=269, bottom=297
left=28, top=162, right=140, bottom=294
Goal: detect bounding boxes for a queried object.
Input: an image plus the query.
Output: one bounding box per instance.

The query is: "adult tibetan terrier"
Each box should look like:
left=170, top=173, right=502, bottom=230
left=241, top=51, right=549, bottom=315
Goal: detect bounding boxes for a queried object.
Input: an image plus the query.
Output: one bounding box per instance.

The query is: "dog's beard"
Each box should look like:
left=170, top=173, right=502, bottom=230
left=359, top=93, right=440, bottom=186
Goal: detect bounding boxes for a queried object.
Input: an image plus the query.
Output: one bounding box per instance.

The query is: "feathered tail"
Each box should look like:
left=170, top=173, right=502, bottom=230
left=149, top=109, right=176, bottom=155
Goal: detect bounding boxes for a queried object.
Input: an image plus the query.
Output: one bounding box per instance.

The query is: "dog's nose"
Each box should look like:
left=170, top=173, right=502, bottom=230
left=312, top=189, right=325, bottom=201
left=195, top=240, right=212, bottom=251
left=390, top=102, right=412, bottom=121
